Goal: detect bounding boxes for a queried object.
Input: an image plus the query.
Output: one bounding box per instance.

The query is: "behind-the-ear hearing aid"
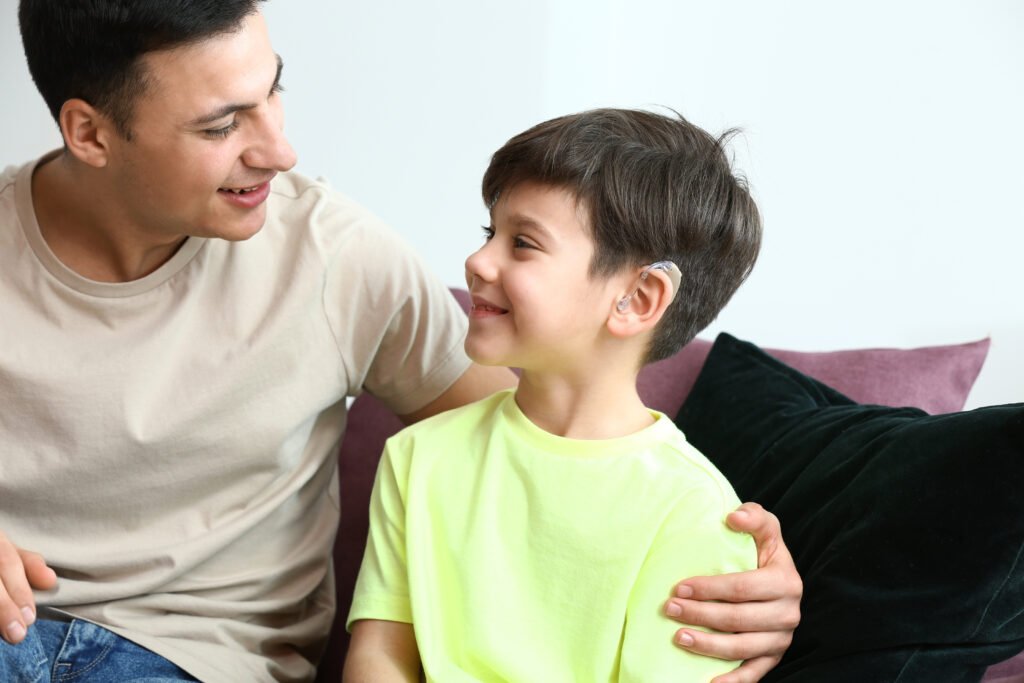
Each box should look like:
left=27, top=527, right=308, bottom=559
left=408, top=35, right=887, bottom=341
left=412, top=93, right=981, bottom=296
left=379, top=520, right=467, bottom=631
left=616, top=261, right=682, bottom=312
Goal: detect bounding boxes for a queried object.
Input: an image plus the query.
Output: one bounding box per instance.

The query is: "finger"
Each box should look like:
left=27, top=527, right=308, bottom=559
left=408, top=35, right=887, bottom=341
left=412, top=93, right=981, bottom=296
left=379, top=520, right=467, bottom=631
left=726, top=503, right=793, bottom=569
left=666, top=595, right=799, bottom=633
left=710, top=656, right=782, bottom=683
left=20, top=550, right=58, bottom=591
left=674, top=626, right=790, bottom=663
left=0, top=544, right=31, bottom=644
left=675, top=565, right=792, bottom=603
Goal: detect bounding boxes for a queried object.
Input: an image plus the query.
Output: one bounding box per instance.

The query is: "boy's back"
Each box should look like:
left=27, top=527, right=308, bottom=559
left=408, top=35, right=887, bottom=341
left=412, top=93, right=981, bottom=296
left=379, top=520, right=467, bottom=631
left=349, top=389, right=755, bottom=681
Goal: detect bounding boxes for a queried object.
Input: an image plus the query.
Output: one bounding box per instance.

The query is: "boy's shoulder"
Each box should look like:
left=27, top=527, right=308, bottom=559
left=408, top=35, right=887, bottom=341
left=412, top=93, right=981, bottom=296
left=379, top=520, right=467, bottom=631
left=387, top=388, right=512, bottom=445
left=644, top=420, right=745, bottom=513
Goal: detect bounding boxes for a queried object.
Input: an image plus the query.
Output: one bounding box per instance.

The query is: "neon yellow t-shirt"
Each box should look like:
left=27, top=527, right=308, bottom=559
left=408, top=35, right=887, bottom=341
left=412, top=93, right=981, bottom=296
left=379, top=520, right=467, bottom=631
left=348, top=389, right=756, bottom=682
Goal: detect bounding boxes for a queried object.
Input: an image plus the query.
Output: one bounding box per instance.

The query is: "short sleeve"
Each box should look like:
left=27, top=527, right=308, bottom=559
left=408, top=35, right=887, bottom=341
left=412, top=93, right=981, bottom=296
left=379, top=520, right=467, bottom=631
left=619, top=488, right=757, bottom=682
left=320, top=194, right=471, bottom=415
left=347, top=437, right=413, bottom=629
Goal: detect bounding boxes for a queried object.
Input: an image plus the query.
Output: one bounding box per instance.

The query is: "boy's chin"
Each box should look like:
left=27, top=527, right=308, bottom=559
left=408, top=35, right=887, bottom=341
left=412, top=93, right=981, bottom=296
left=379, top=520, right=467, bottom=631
left=466, top=352, right=507, bottom=368
left=464, top=341, right=505, bottom=367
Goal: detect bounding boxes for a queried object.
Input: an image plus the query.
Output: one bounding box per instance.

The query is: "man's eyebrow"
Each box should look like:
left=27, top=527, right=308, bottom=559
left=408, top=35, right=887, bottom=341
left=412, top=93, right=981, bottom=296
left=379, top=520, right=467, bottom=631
left=186, top=54, right=284, bottom=128
left=271, top=53, right=284, bottom=92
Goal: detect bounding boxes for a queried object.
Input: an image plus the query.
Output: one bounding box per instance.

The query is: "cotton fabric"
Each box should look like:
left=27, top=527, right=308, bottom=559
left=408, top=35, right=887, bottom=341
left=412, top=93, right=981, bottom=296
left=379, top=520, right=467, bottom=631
left=349, top=389, right=756, bottom=681
left=0, top=154, right=471, bottom=682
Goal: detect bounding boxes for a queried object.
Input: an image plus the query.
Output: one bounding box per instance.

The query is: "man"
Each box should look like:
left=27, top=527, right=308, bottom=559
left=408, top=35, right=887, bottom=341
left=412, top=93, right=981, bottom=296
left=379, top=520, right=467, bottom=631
left=0, top=2, right=800, bottom=681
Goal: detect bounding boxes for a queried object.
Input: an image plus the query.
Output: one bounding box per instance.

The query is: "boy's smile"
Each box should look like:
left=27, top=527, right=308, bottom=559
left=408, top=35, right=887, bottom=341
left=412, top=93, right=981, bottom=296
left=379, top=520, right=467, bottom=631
left=464, top=181, right=623, bottom=375
left=468, top=295, right=508, bottom=318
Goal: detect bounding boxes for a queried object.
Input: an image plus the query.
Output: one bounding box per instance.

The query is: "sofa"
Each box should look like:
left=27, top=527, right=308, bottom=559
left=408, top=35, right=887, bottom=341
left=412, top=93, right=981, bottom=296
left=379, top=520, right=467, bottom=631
left=315, top=290, right=1019, bottom=683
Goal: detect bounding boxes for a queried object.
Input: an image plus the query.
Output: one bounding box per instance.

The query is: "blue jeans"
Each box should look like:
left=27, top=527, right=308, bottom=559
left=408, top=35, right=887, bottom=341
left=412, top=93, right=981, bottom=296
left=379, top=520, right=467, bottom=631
left=0, top=619, right=198, bottom=683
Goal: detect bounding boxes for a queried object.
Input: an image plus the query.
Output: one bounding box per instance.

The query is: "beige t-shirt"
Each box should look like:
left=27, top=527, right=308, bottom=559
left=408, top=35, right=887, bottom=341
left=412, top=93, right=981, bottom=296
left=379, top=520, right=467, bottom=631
left=0, top=154, right=471, bottom=682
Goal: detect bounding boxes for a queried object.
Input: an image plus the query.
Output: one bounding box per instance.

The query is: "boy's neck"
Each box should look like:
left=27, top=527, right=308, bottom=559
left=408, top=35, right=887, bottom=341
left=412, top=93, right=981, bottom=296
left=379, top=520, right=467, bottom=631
left=514, top=369, right=653, bottom=440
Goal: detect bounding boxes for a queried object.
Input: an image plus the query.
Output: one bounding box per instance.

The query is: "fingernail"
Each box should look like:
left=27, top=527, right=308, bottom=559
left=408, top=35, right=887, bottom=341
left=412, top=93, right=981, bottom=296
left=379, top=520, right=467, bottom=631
left=6, top=620, right=26, bottom=643
left=21, top=607, right=35, bottom=627
left=677, top=631, right=694, bottom=647
left=666, top=602, right=682, bottom=617
left=676, top=584, right=693, bottom=598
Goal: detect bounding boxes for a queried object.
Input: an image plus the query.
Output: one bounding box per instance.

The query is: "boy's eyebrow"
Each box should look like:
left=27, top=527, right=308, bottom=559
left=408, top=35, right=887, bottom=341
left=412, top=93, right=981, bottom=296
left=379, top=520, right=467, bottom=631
left=186, top=53, right=284, bottom=127
left=507, top=213, right=554, bottom=239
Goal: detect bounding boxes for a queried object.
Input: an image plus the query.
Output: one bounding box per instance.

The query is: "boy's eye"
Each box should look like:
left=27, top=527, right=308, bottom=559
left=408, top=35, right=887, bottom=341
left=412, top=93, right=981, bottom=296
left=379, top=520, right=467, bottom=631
left=480, top=225, right=536, bottom=250
left=204, top=120, right=240, bottom=139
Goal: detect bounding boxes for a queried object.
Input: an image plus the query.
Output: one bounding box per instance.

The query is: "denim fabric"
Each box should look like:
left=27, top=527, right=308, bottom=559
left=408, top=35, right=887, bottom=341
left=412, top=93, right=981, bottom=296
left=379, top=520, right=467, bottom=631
left=0, top=619, right=198, bottom=683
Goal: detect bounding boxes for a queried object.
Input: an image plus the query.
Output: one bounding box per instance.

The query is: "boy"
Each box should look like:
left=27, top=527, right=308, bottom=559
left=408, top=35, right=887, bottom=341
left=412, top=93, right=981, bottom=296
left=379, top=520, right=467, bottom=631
left=344, top=108, right=763, bottom=681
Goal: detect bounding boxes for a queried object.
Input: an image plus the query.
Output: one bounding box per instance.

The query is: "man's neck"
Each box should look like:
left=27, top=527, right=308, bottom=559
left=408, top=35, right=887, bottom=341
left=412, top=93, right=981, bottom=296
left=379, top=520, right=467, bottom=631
left=31, top=154, right=187, bottom=283
left=514, top=368, right=653, bottom=440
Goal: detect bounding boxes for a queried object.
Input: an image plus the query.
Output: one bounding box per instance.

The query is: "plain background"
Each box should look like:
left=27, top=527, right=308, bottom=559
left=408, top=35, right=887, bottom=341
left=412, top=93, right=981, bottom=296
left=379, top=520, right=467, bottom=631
left=2, top=1, right=1021, bottom=408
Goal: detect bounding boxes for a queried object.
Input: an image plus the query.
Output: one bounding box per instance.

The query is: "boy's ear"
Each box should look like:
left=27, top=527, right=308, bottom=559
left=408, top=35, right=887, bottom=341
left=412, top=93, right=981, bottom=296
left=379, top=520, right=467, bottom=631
left=59, top=98, right=116, bottom=169
left=606, top=268, right=676, bottom=339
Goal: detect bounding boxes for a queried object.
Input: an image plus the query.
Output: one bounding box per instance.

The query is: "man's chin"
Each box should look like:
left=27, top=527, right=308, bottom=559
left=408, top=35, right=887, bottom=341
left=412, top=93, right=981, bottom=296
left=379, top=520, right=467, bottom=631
left=200, top=210, right=268, bottom=242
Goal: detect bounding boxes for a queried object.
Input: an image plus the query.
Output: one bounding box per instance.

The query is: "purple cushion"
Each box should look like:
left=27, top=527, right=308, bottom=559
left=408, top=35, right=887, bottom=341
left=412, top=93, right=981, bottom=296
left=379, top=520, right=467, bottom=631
left=638, top=336, right=990, bottom=418
left=317, top=288, right=997, bottom=682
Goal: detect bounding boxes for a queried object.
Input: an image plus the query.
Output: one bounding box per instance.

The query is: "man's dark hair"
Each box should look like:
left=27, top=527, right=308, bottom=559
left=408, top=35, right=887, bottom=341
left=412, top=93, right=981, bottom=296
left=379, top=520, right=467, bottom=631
left=482, top=108, right=763, bottom=364
left=18, top=0, right=266, bottom=139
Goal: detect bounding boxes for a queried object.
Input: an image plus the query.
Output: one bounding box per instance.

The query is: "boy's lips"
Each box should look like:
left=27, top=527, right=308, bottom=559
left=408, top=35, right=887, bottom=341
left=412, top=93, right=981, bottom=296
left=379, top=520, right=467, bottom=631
left=469, top=295, right=509, bottom=317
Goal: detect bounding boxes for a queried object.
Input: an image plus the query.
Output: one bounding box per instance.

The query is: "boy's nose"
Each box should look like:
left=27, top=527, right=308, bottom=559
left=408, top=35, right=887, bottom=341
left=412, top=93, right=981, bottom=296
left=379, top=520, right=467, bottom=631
left=464, top=246, right=497, bottom=288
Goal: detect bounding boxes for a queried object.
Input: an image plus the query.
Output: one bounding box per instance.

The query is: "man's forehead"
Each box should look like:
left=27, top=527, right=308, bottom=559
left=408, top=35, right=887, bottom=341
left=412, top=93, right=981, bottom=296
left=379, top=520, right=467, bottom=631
left=134, top=14, right=278, bottom=118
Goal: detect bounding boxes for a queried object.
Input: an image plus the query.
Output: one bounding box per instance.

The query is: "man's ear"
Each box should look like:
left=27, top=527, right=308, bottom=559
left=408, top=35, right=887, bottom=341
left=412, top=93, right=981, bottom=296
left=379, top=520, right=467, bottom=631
left=59, top=98, right=117, bottom=168
left=606, top=268, right=676, bottom=340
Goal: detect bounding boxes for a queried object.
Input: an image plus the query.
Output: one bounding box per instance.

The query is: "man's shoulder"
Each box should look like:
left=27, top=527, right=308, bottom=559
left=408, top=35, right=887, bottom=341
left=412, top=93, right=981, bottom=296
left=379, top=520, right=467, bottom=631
left=267, top=170, right=364, bottom=218
left=264, top=170, right=401, bottom=251
left=0, top=160, right=34, bottom=244
left=1, top=159, right=33, bottom=204
left=1, top=163, right=21, bottom=191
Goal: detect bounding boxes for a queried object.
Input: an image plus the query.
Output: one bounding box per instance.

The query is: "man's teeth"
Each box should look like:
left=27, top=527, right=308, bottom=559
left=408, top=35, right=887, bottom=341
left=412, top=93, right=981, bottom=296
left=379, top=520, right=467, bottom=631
left=222, top=185, right=259, bottom=194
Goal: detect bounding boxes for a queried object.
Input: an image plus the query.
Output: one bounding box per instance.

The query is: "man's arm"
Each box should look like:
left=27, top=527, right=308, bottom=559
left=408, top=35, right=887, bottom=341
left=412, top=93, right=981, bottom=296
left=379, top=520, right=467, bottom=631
left=343, top=619, right=421, bottom=683
left=398, top=363, right=517, bottom=425
left=0, top=532, right=58, bottom=644
left=665, top=503, right=802, bottom=683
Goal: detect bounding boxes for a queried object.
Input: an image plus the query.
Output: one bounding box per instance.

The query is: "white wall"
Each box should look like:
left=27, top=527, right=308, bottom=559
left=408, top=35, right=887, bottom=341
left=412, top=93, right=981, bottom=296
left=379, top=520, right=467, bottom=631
left=2, top=0, right=1021, bottom=408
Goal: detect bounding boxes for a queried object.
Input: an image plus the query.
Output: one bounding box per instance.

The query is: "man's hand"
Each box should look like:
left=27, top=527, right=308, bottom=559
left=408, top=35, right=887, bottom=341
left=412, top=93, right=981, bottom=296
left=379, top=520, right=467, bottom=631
left=0, top=532, right=58, bottom=644
left=665, top=503, right=802, bottom=683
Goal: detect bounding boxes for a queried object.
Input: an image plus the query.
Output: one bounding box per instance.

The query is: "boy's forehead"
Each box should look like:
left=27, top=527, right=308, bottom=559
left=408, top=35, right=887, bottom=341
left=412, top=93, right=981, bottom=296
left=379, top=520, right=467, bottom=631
left=494, top=181, right=593, bottom=234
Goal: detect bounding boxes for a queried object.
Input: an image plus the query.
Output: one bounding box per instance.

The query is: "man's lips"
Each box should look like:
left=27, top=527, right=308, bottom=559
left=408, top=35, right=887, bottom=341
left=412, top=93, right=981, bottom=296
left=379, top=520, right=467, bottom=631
left=469, top=295, right=509, bottom=317
left=217, top=177, right=274, bottom=208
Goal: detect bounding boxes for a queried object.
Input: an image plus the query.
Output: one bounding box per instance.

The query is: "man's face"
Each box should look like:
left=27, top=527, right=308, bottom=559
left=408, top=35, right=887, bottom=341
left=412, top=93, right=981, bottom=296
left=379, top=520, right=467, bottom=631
left=105, top=11, right=297, bottom=242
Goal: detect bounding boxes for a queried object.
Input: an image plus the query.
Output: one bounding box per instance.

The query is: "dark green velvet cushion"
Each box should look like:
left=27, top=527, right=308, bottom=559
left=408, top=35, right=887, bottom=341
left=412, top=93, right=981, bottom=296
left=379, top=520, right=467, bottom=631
left=675, top=333, right=1024, bottom=683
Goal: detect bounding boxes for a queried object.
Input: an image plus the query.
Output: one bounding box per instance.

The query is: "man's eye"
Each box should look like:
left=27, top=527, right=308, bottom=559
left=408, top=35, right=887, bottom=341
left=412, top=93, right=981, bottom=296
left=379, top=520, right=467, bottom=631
left=513, top=236, right=535, bottom=249
left=205, top=121, right=240, bottom=139
left=481, top=225, right=495, bottom=241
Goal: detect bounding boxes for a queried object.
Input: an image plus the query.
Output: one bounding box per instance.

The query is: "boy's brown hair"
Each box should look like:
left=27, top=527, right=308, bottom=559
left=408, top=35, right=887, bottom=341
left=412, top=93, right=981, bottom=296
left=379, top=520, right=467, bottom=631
left=482, top=108, right=762, bottom=363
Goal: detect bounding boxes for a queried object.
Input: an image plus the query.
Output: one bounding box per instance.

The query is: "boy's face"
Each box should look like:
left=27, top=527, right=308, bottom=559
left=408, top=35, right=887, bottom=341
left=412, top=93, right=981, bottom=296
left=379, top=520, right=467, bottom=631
left=464, top=181, right=625, bottom=373
left=100, top=11, right=296, bottom=242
